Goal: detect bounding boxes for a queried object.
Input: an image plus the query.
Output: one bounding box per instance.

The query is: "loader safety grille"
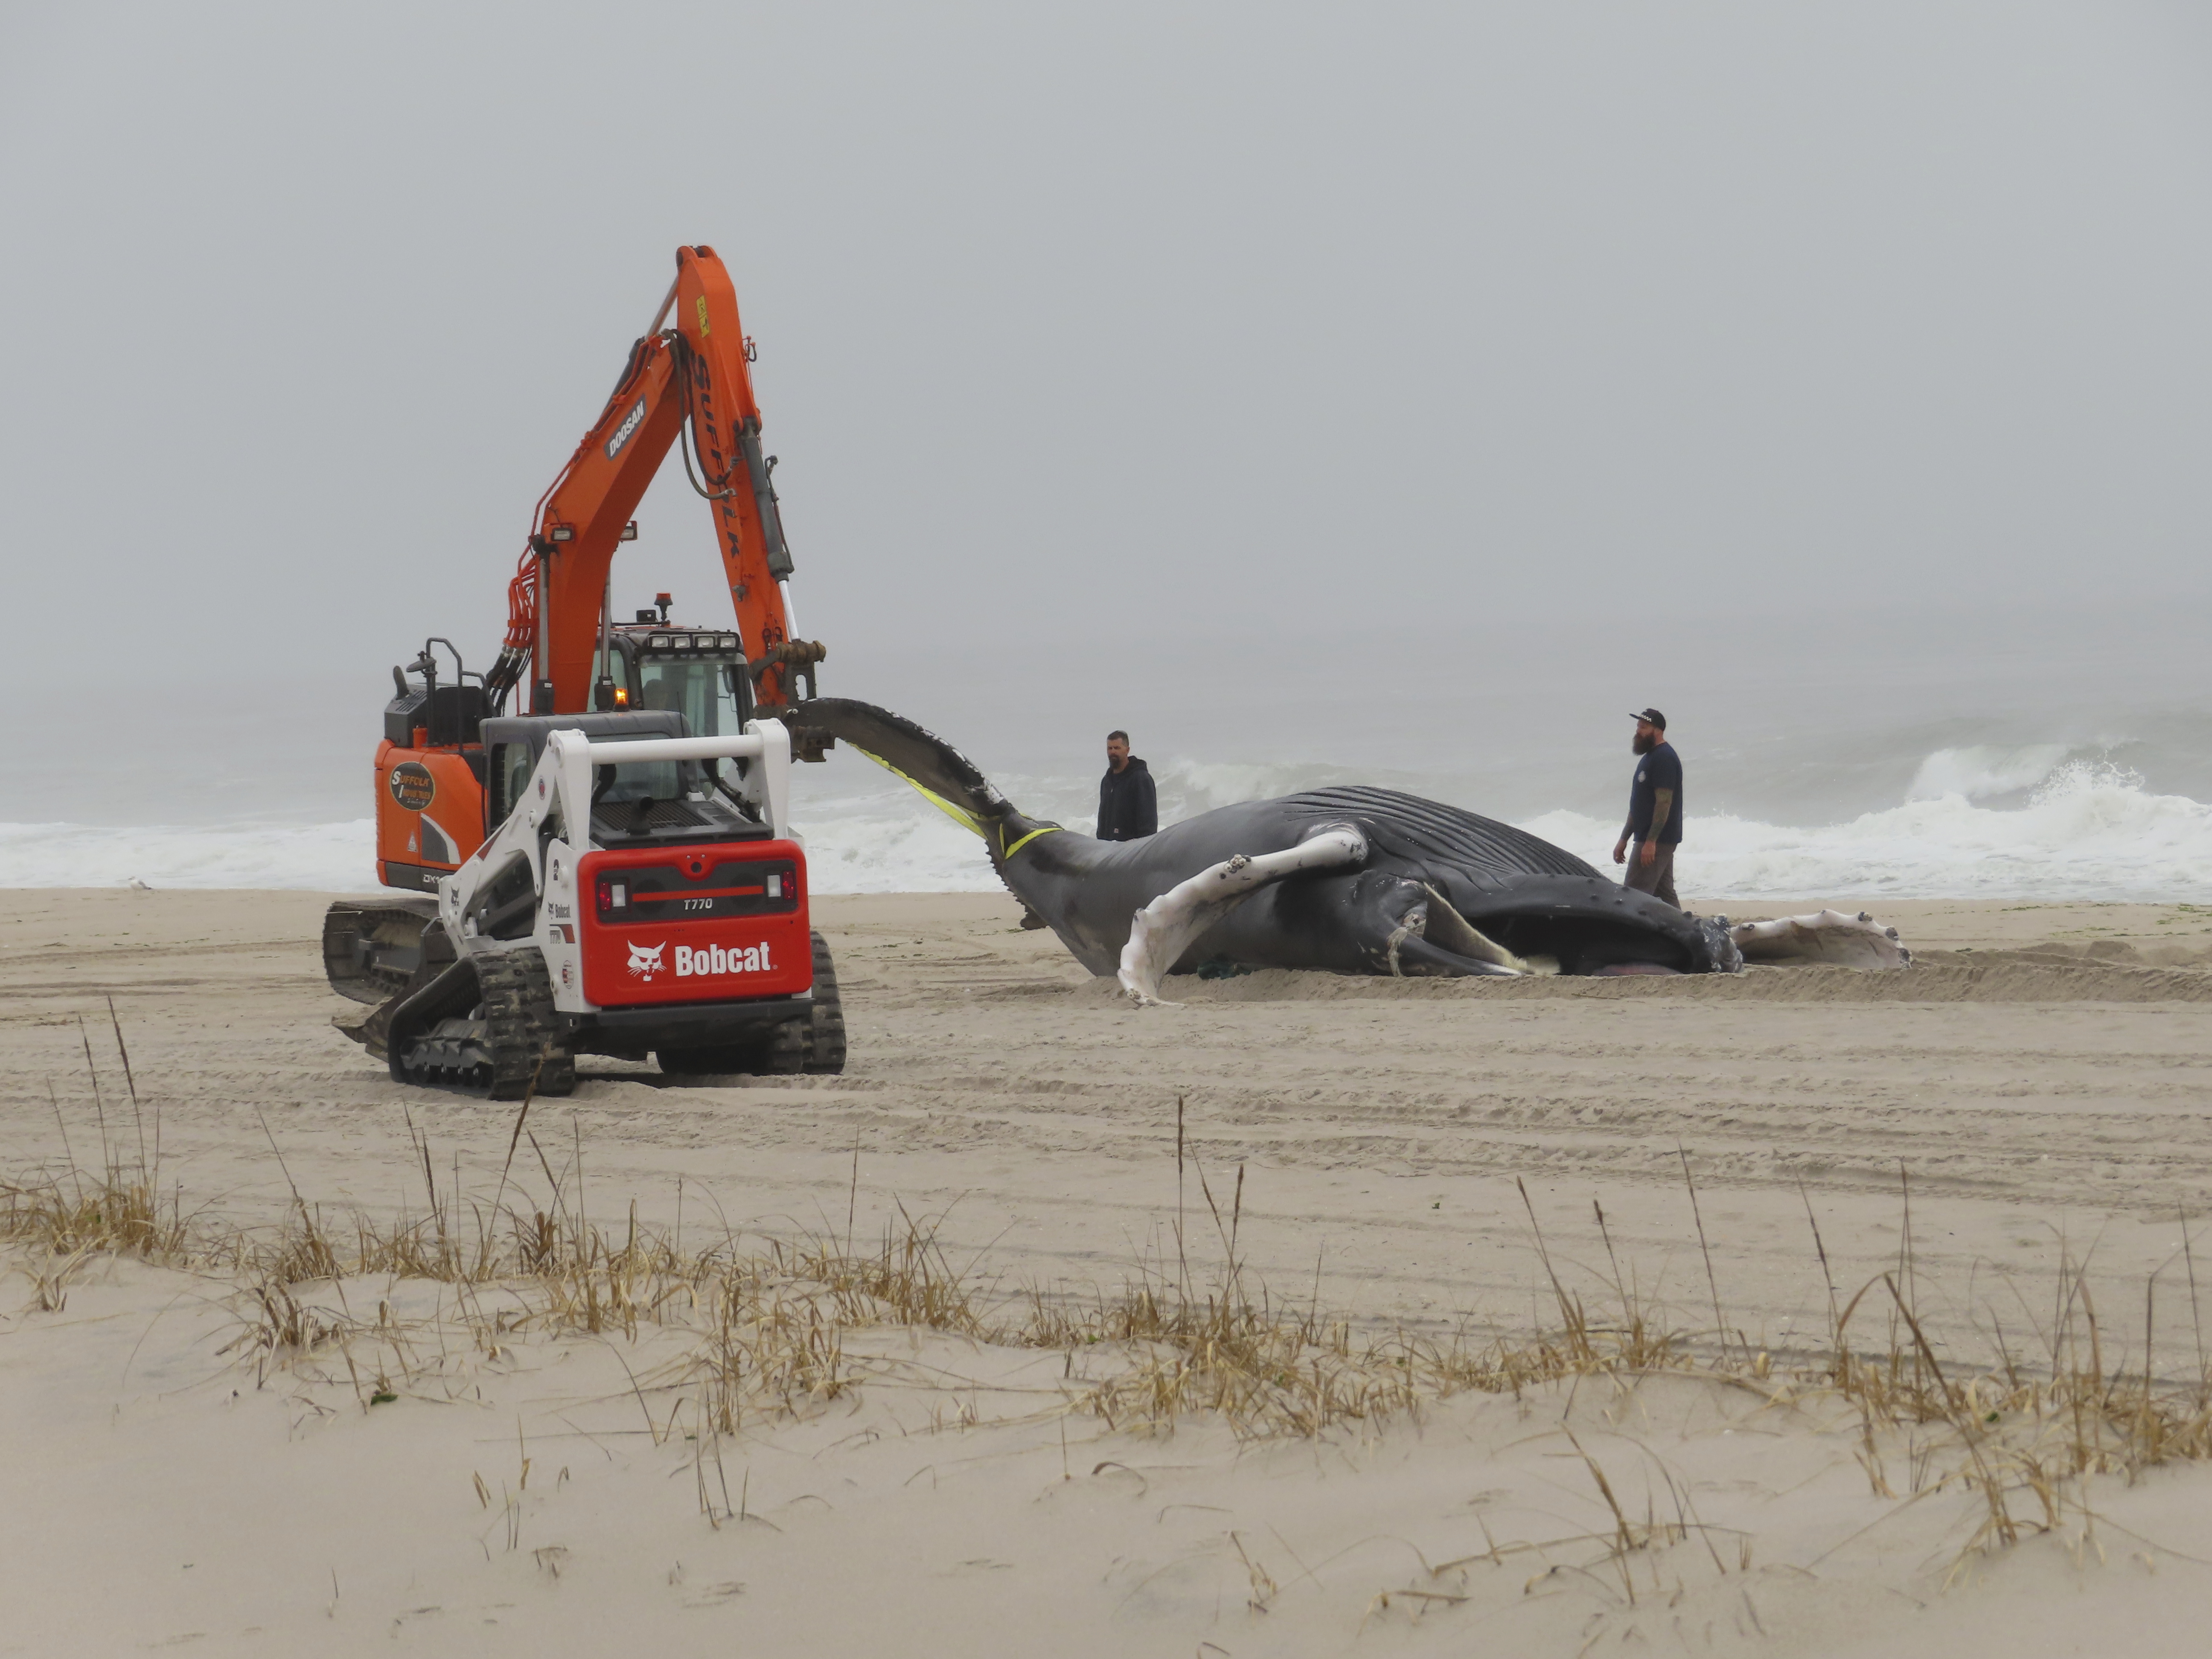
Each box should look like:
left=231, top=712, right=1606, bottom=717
left=591, top=798, right=709, bottom=837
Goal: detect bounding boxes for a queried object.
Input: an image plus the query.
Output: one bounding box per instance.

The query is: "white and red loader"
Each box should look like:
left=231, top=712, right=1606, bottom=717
left=329, top=710, right=843, bottom=1097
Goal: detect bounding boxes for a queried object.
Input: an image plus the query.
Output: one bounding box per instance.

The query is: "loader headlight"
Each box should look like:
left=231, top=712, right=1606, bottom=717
left=648, top=634, right=670, bottom=649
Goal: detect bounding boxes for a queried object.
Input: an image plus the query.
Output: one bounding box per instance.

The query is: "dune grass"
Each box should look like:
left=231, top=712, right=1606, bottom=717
left=9, top=1037, right=2212, bottom=1576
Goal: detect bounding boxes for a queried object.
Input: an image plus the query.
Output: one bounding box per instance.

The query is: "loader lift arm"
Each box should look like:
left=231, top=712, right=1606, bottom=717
left=482, top=244, right=825, bottom=720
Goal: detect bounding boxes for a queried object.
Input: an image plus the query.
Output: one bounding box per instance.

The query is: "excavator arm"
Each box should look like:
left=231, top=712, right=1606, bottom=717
left=484, top=245, right=823, bottom=717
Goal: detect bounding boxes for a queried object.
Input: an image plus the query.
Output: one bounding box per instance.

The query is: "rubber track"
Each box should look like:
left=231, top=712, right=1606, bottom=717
left=395, top=951, right=574, bottom=1100
left=806, top=931, right=846, bottom=1074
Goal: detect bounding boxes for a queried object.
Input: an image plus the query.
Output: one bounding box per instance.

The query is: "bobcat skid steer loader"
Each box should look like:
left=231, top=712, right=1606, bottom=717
left=331, top=714, right=842, bottom=1097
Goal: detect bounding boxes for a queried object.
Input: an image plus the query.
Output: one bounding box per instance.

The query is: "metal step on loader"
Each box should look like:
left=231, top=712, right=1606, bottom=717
left=326, top=712, right=842, bottom=1097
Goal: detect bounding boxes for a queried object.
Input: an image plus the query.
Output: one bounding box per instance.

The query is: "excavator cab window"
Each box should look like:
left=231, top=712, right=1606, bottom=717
left=637, top=655, right=742, bottom=736
left=591, top=642, right=634, bottom=710
left=638, top=650, right=751, bottom=790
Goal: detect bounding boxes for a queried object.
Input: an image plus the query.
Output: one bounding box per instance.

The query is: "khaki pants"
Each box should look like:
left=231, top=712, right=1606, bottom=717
left=1623, top=840, right=1679, bottom=909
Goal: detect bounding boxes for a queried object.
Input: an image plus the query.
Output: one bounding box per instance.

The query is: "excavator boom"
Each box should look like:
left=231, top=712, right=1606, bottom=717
left=486, top=244, right=821, bottom=718
left=368, top=246, right=827, bottom=900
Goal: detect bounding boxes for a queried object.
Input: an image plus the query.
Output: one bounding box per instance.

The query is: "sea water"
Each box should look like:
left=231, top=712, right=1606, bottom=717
left=6, top=744, right=2206, bottom=901
left=8, top=605, right=2209, bottom=901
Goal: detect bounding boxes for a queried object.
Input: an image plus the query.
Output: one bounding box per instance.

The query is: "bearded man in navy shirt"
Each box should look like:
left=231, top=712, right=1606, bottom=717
left=1612, top=707, right=1683, bottom=909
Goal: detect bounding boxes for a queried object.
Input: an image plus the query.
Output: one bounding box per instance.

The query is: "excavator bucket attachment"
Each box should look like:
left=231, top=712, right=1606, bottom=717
left=322, top=896, right=440, bottom=1005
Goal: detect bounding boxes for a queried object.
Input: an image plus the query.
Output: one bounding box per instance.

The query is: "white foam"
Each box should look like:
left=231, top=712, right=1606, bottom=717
left=795, top=810, right=1005, bottom=894
left=9, top=755, right=2212, bottom=902
left=0, top=812, right=1012, bottom=897
left=1524, top=761, right=2212, bottom=901
left=1904, top=743, right=2075, bottom=802
left=1151, top=757, right=1362, bottom=818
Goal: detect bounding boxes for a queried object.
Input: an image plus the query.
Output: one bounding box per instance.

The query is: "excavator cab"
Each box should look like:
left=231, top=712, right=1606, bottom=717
left=588, top=620, right=754, bottom=729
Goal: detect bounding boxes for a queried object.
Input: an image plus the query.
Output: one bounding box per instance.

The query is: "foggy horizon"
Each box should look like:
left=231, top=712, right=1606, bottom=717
left=8, top=6, right=2212, bottom=687
left=6, top=1, right=2212, bottom=882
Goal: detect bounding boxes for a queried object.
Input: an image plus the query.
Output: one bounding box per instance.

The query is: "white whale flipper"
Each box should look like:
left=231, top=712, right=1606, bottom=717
left=1729, top=909, right=1911, bottom=969
left=1117, top=827, right=1368, bottom=1005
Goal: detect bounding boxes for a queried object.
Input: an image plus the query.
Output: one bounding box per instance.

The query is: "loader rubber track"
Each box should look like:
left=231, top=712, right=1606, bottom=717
left=392, top=951, right=575, bottom=1100
left=805, top=930, right=846, bottom=1074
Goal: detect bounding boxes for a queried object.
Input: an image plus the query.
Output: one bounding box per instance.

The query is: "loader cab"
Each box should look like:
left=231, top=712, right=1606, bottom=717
left=589, top=623, right=754, bottom=735
left=479, top=710, right=774, bottom=849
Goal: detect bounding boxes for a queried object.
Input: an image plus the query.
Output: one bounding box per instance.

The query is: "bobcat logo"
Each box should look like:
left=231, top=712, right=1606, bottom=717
left=626, top=941, right=667, bottom=981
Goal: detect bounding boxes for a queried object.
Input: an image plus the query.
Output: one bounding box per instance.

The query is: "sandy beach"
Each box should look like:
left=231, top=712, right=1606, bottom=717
left=9, top=887, right=2212, bottom=1655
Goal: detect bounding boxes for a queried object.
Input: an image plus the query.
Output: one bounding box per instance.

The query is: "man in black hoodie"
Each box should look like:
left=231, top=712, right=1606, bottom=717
left=1097, top=730, right=1158, bottom=841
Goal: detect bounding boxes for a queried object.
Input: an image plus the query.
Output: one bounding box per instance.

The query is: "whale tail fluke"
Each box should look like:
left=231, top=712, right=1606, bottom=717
left=782, top=699, right=1044, bottom=859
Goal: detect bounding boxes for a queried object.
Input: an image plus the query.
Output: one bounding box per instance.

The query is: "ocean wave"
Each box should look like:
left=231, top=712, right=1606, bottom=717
left=1525, top=760, right=2212, bottom=900
left=799, top=810, right=1005, bottom=894
left=0, top=812, right=1011, bottom=897
left=1150, top=757, right=1381, bottom=820
left=1904, top=742, right=2077, bottom=802
left=7, top=755, right=2212, bottom=902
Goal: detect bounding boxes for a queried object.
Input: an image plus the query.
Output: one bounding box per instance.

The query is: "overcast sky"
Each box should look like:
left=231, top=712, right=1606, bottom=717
left=5, top=1, right=2210, bottom=734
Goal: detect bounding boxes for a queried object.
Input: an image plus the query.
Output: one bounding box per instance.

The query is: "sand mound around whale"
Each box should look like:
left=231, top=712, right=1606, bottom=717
left=1166, top=956, right=2212, bottom=1004
left=1071, top=948, right=2212, bottom=1005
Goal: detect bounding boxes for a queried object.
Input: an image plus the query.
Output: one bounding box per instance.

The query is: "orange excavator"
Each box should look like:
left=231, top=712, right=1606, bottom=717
left=356, top=244, right=827, bottom=899
left=324, top=245, right=833, bottom=1025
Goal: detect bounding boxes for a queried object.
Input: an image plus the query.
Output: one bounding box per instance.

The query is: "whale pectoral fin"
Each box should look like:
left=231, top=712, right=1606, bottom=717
left=1117, top=827, right=1369, bottom=1005
left=1729, top=909, right=1912, bottom=970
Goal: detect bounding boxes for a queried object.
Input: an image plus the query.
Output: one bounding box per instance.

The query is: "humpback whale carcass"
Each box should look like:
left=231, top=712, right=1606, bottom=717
left=789, top=701, right=1907, bottom=1001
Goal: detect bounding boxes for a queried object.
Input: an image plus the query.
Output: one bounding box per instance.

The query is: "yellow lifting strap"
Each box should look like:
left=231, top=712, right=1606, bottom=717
left=1001, top=824, right=1063, bottom=859
left=844, top=741, right=1063, bottom=859
left=845, top=745, right=987, bottom=837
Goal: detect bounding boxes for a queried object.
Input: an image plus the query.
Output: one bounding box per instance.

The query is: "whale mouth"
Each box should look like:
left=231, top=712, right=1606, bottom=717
left=1379, top=887, right=1713, bottom=979
left=1456, top=899, right=1745, bottom=977
left=1405, top=884, right=1528, bottom=973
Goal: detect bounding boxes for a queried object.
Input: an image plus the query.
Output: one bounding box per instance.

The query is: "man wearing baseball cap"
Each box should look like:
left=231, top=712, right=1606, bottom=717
left=1612, top=708, right=1682, bottom=908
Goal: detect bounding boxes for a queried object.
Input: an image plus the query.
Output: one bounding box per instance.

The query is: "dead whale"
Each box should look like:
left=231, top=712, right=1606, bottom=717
left=785, top=700, right=1915, bottom=1000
